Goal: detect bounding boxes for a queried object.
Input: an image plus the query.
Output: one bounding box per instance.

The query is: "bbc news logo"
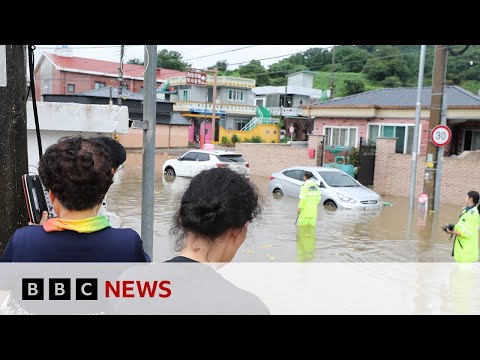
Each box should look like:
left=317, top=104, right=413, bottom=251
left=22, top=278, right=172, bottom=300
left=22, top=278, right=98, bottom=300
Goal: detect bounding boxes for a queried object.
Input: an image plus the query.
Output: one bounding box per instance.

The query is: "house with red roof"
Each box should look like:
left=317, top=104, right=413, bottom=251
left=34, top=51, right=184, bottom=101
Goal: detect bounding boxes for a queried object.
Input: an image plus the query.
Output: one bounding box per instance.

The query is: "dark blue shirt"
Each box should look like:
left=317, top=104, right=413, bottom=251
left=0, top=226, right=150, bottom=262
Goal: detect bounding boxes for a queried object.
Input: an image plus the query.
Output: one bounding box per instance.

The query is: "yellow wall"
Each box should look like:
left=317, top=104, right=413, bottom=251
left=219, top=124, right=281, bottom=143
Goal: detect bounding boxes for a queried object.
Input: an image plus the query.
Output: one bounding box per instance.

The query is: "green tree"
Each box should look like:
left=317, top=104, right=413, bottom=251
left=128, top=58, right=143, bottom=65
left=362, top=46, right=411, bottom=83
left=156, top=49, right=190, bottom=71
left=382, top=76, right=402, bottom=87
left=344, top=79, right=365, bottom=95
left=238, top=60, right=270, bottom=86
left=209, top=60, right=228, bottom=72
left=335, top=46, right=372, bottom=73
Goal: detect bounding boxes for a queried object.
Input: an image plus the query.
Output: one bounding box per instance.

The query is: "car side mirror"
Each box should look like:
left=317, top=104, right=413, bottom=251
left=177, top=157, right=182, bottom=161
left=319, top=181, right=325, bottom=188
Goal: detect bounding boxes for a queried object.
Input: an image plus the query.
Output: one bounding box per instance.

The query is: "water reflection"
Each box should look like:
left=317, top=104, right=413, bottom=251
left=106, top=158, right=464, bottom=262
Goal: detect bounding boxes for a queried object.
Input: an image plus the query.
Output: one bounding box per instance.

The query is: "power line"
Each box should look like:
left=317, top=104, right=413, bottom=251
left=228, top=46, right=336, bottom=66
left=184, top=46, right=257, bottom=61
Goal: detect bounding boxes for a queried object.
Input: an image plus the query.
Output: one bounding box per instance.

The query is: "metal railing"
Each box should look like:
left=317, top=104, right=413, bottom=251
left=267, top=107, right=299, bottom=116
left=168, top=75, right=256, bottom=88
left=173, top=101, right=257, bottom=115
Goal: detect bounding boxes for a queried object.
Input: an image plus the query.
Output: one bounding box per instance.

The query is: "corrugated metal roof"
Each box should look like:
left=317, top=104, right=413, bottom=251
left=170, top=113, right=190, bottom=126
left=314, top=86, right=480, bottom=107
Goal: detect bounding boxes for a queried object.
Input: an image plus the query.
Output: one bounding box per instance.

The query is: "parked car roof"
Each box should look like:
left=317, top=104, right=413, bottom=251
left=278, top=166, right=344, bottom=173
left=186, top=150, right=243, bottom=155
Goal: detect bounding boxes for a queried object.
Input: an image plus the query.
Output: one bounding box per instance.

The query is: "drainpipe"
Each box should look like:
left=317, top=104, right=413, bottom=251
left=168, top=124, right=171, bottom=149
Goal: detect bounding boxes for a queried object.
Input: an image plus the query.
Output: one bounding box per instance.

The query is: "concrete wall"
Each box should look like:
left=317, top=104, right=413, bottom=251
left=287, top=72, right=314, bottom=88
left=220, top=124, right=281, bottom=144
left=189, top=85, right=208, bottom=102
left=119, top=125, right=189, bottom=149
left=26, top=101, right=129, bottom=168
left=217, top=88, right=256, bottom=106
left=373, top=138, right=480, bottom=206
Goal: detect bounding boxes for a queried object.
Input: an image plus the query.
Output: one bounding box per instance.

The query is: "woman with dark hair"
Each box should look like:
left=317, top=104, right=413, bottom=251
left=0, top=136, right=149, bottom=262
left=110, top=168, right=269, bottom=315
left=446, top=191, right=480, bottom=262
left=164, top=167, right=269, bottom=314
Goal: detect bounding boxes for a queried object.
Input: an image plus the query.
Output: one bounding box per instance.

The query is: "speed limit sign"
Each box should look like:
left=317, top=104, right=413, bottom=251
left=431, top=125, right=451, bottom=147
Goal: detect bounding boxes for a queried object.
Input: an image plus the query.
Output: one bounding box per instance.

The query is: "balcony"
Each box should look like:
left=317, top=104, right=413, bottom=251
left=168, top=76, right=256, bottom=89
left=267, top=107, right=299, bottom=117
left=173, top=101, right=257, bottom=116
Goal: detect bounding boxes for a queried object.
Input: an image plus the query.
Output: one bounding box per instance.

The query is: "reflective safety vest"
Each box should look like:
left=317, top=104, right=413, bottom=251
left=298, top=179, right=321, bottom=219
left=453, top=205, right=479, bottom=262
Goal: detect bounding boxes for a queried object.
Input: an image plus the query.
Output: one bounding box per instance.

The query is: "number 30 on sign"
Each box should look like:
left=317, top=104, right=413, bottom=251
left=431, top=125, right=452, bottom=147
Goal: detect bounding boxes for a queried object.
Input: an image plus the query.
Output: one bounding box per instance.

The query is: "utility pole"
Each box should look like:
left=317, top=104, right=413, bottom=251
left=211, top=67, right=218, bottom=144
left=141, top=45, right=157, bottom=259
left=117, top=45, right=124, bottom=106
left=423, top=45, right=448, bottom=212
left=329, top=45, right=336, bottom=99
left=0, top=45, right=28, bottom=252
left=408, top=45, right=427, bottom=210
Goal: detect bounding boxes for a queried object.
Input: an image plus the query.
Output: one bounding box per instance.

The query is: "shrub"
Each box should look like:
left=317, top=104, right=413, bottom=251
left=251, top=136, right=263, bottom=143
left=231, top=134, right=240, bottom=144
left=221, top=136, right=229, bottom=145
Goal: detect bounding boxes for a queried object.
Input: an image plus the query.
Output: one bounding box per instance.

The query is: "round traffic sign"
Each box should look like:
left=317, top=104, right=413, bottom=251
left=431, top=125, right=451, bottom=147
left=289, top=126, right=294, bottom=134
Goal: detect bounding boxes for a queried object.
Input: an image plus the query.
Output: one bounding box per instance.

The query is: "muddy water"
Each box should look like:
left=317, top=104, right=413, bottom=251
left=107, top=154, right=464, bottom=262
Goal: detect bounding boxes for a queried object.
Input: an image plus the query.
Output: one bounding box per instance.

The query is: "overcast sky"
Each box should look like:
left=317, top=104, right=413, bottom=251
left=35, top=45, right=333, bottom=70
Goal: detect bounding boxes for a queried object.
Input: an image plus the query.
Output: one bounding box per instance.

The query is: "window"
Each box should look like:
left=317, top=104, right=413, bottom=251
left=181, top=152, right=197, bottom=161
left=218, top=154, right=245, bottom=162
left=234, top=118, right=249, bottom=130
left=196, top=153, right=210, bottom=161
left=179, top=89, right=191, bottom=101
left=368, top=124, right=416, bottom=154
left=228, top=89, right=244, bottom=101
left=95, top=82, right=106, bottom=89
left=283, top=170, right=305, bottom=182
left=318, top=171, right=359, bottom=187
left=42, top=81, right=49, bottom=95
left=463, top=130, right=480, bottom=151
left=324, top=127, right=357, bottom=147
left=67, top=84, right=75, bottom=93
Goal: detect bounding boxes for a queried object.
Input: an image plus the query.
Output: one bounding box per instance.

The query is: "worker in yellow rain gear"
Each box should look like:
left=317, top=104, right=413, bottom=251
left=446, top=191, right=480, bottom=262
left=297, top=171, right=321, bottom=227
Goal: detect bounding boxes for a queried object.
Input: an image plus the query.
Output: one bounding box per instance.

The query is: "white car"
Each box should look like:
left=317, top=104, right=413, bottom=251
left=163, top=150, right=250, bottom=178
left=268, top=166, right=382, bottom=210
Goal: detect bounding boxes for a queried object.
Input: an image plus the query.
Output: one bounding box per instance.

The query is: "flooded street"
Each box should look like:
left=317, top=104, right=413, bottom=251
left=107, top=154, right=463, bottom=262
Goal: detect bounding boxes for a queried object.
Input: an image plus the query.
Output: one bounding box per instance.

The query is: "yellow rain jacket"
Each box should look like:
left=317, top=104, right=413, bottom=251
left=453, top=206, right=479, bottom=262
left=297, top=178, right=321, bottom=226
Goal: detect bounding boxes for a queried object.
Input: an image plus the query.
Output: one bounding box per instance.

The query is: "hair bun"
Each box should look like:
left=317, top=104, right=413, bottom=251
left=196, top=198, right=225, bottom=223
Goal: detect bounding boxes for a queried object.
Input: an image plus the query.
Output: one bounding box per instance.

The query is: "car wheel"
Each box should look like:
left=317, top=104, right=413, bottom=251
left=273, top=188, right=283, bottom=198
left=324, top=200, right=337, bottom=209
left=165, top=167, right=176, bottom=177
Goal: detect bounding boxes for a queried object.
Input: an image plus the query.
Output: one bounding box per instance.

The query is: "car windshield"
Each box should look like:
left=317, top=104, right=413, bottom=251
left=318, top=171, right=359, bottom=187
left=218, top=154, right=245, bottom=162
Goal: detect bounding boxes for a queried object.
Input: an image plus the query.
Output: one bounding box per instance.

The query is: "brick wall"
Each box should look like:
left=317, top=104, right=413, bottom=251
left=119, top=125, right=189, bottom=149
left=235, top=143, right=316, bottom=177
left=35, top=67, right=146, bottom=100
left=373, top=138, right=480, bottom=205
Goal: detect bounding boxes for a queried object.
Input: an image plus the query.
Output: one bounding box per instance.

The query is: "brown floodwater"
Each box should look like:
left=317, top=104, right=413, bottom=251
left=107, top=154, right=465, bottom=262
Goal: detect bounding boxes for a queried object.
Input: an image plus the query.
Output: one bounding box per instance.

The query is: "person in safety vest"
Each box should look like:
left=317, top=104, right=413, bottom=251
left=297, top=171, right=321, bottom=227
left=446, top=191, right=480, bottom=262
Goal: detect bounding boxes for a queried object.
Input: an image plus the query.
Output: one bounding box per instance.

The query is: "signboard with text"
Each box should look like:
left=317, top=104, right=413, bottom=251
left=431, top=125, right=451, bottom=147
left=186, top=71, right=207, bottom=86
